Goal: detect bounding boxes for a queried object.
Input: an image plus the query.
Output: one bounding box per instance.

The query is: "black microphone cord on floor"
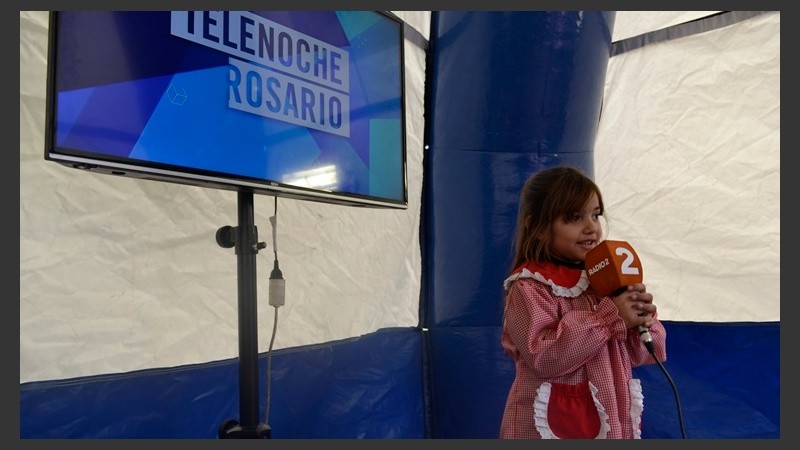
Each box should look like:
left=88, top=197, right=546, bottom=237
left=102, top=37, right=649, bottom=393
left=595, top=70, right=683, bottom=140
left=646, top=344, right=687, bottom=439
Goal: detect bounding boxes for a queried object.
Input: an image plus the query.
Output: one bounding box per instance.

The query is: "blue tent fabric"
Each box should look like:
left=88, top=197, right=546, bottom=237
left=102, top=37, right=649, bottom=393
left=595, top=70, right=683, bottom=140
left=633, top=321, right=779, bottom=439
left=19, top=321, right=779, bottom=438
left=20, top=327, right=424, bottom=438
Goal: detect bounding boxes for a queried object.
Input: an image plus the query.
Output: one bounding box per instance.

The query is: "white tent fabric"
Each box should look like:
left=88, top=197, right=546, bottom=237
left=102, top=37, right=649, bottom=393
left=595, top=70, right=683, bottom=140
left=20, top=10, right=430, bottom=383
left=596, top=11, right=780, bottom=322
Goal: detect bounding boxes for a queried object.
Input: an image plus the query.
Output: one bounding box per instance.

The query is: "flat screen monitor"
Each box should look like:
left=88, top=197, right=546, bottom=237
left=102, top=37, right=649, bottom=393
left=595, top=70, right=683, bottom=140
left=44, top=11, right=408, bottom=209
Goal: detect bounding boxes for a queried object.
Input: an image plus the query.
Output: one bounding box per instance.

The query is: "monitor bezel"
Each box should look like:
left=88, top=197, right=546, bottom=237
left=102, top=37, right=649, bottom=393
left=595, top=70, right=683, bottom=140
left=43, top=10, right=409, bottom=210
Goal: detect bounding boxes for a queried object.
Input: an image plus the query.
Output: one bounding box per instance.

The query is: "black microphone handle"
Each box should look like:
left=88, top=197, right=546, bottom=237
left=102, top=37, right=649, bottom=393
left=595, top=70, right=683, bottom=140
left=637, top=325, right=655, bottom=353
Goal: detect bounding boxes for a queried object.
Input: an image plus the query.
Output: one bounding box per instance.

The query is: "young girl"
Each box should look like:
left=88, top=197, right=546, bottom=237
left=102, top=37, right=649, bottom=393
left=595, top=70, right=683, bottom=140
left=499, top=166, right=666, bottom=439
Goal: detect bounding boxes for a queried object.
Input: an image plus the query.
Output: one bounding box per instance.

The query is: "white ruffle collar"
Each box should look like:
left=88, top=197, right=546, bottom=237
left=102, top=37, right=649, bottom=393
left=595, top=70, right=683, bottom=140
left=503, top=261, right=589, bottom=298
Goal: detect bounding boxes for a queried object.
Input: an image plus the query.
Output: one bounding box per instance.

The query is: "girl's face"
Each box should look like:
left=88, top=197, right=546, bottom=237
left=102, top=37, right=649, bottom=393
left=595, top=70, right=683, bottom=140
left=551, top=192, right=602, bottom=263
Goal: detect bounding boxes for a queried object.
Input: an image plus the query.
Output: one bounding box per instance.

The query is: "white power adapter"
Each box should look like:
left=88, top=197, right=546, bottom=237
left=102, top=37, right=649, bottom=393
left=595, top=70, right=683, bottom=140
left=268, top=261, right=285, bottom=307
left=267, top=214, right=285, bottom=307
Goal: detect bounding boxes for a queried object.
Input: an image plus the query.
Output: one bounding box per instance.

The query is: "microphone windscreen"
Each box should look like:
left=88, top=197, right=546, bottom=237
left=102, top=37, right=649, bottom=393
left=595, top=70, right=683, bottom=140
left=584, top=240, right=643, bottom=297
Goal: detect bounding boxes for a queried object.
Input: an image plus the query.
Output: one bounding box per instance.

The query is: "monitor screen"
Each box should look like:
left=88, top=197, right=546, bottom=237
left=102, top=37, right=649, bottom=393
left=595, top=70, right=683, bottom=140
left=45, top=11, right=408, bottom=209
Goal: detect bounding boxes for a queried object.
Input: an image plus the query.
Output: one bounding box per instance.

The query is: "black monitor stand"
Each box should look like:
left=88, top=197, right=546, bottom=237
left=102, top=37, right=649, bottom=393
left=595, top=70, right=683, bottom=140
left=215, top=191, right=271, bottom=439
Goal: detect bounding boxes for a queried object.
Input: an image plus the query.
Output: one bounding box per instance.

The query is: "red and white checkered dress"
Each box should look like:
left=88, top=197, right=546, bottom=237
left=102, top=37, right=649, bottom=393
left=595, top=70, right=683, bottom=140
left=499, top=261, right=667, bottom=439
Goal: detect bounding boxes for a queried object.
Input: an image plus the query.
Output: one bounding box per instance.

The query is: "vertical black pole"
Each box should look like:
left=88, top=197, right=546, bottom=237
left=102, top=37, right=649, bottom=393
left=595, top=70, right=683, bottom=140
left=217, top=192, right=270, bottom=438
left=235, top=191, right=259, bottom=428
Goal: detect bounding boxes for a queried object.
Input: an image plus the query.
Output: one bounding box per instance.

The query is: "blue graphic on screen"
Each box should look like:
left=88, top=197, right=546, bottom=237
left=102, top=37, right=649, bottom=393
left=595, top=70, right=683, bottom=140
left=53, top=11, right=404, bottom=204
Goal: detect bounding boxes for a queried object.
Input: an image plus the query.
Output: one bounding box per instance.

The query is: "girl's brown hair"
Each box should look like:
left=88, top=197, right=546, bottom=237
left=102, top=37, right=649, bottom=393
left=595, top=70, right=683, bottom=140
left=510, top=165, right=604, bottom=271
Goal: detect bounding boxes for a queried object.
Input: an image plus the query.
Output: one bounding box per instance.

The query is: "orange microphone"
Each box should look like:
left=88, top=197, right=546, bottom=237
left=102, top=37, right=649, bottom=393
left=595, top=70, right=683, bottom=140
left=584, top=240, right=643, bottom=297
left=585, top=240, right=653, bottom=349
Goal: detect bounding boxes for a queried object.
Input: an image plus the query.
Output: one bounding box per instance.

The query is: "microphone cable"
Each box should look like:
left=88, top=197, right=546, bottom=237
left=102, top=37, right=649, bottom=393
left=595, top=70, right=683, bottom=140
left=645, top=341, right=687, bottom=439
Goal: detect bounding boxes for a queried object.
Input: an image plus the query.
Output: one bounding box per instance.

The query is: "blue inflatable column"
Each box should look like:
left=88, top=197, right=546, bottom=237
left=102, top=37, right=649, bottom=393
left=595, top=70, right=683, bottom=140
left=423, top=11, right=615, bottom=437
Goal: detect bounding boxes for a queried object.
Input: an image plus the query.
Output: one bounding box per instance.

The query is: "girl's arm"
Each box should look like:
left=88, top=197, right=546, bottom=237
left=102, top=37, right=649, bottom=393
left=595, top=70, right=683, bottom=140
left=504, top=280, right=628, bottom=378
